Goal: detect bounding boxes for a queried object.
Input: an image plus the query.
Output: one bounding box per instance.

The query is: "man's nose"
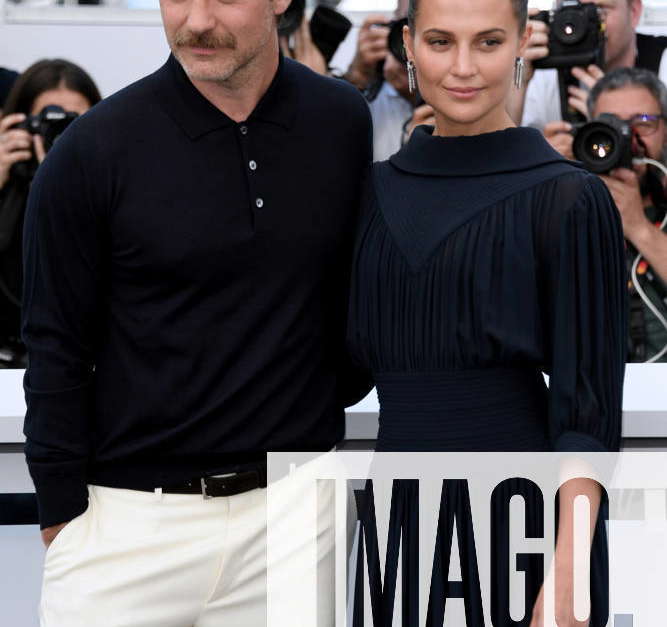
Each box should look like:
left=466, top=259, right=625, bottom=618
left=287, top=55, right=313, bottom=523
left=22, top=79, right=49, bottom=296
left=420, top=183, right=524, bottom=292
left=186, top=0, right=217, bottom=33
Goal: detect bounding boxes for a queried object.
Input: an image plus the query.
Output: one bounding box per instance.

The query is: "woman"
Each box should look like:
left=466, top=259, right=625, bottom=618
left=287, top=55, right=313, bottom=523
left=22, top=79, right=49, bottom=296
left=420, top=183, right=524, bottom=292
left=0, top=59, right=101, bottom=367
left=347, top=0, right=626, bottom=624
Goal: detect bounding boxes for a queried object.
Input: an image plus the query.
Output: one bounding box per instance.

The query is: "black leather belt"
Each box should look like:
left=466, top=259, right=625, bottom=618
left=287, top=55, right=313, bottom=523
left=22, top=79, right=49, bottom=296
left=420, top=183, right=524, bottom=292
left=134, top=464, right=267, bottom=499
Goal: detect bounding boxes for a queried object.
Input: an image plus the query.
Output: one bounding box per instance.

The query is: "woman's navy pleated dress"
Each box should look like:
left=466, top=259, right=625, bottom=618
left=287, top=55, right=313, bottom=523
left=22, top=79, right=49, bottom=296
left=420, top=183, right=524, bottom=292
left=347, top=126, right=627, bottom=626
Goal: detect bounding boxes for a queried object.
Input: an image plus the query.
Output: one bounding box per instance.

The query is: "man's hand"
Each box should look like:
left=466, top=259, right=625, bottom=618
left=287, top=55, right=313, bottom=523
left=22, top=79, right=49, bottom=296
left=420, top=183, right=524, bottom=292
left=524, top=8, right=550, bottom=84
left=544, top=120, right=574, bottom=159
left=280, top=17, right=328, bottom=76
left=345, top=15, right=390, bottom=89
left=568, top=65, right=605, bottom=119
left=41, top=521, right=70, bottom=549
left=599, top=168, right=652, bottom=245
left=0, top=113, right=33, bottom=190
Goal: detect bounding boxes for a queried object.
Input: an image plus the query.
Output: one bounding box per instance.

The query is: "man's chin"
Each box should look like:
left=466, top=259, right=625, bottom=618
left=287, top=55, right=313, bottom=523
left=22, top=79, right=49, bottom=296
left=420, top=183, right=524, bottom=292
left=174, top=51, right=236, bottom=82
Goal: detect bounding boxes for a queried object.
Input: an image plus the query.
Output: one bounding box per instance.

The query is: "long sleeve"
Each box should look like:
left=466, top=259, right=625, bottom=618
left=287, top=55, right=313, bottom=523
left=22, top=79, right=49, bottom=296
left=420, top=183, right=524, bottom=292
left=21, top=126, right=106, bottom=529
left=542, top=174, right=627, bottom=452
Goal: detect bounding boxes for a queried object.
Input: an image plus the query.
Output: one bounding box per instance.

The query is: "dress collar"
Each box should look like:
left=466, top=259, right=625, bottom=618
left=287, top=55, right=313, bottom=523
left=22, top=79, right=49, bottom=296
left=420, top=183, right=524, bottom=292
left=390, top=124, right=572, bottom=176
left=154, top=53, right=299, bottom=140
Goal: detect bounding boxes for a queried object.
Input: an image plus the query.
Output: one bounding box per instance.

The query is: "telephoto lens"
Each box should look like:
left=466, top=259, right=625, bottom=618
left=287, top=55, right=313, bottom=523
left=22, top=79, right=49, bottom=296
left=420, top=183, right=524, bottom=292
left=572, top=113, right=634, bottom=174
left=309, top=5, right=352, bottom=64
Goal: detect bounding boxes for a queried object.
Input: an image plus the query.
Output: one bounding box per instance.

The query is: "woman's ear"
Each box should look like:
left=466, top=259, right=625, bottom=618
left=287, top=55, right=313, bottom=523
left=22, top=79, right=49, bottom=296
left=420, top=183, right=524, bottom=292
left=403, top=24, right=415, bottom=63
left=518, top=21, right=532, bottom=58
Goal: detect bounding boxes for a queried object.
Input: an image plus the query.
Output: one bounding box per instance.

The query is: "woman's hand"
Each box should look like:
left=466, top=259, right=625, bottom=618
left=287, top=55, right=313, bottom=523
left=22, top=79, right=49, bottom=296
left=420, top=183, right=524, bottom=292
left=529, top=557, right=590, bottom=627
left=0, top=113, right=33, bottom=190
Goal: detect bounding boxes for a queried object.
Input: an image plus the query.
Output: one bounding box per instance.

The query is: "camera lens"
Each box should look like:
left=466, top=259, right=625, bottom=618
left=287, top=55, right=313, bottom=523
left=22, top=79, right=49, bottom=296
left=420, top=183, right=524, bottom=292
left=553, top=8, right=586, bottom=45
left=573, top=118, right=627, bottom=174
left=585, top=131, right=615, bottom=161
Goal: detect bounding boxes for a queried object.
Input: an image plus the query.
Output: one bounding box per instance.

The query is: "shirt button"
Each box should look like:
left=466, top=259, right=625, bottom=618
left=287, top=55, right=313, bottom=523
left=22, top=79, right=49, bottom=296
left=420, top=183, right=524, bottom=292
left=240, top=125, right=248, bottom=135
left=255, top=198, right=264, bottom=209
left=249, top=160, right=257, bottom=171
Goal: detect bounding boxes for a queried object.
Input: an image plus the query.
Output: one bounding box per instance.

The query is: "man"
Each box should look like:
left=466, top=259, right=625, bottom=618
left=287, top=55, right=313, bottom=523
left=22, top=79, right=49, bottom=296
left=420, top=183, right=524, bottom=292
left=589, top=68, right=667, bottom=362
left=512, top=0, right=667, bottom=156
left=22, top=0, right=372, bottom=623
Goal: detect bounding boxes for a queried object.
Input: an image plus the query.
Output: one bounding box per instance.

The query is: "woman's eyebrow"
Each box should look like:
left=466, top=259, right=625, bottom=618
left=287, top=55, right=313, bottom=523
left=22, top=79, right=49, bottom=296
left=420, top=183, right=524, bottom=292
left=422, top=27, right=507, bottom=37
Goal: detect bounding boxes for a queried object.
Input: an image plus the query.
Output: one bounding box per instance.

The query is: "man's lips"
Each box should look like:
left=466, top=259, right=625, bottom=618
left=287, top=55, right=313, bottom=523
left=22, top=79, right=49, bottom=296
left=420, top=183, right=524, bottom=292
left=184, top=46, right=218, bottom=55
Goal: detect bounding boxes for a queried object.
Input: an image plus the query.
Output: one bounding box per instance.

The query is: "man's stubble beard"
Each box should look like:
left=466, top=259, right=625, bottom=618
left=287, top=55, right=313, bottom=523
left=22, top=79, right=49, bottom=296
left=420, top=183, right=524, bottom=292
left=171, top=13, right=275, bottom=85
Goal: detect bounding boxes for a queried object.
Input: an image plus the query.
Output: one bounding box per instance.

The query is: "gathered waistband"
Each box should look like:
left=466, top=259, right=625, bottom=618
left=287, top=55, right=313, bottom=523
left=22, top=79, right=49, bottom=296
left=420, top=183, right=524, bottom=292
left=374, top=367, right=551, bottom=452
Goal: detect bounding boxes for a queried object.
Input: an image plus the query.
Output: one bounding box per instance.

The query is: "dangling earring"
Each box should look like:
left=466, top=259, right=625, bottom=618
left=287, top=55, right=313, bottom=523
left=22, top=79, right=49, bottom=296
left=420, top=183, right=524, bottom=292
left=513, top=57, right=525, bottom=89
left=407, top=60, right=416, bottom=94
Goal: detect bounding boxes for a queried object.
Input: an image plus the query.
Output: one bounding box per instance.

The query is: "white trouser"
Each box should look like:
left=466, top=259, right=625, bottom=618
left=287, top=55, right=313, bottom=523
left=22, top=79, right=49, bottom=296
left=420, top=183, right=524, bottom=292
left=39, top=457, right=339, bottom=627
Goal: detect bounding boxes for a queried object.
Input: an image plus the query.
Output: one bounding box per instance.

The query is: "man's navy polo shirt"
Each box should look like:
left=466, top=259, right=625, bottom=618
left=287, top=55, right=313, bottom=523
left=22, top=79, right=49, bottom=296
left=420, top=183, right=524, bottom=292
left=22, top=54, right=372, bottom=528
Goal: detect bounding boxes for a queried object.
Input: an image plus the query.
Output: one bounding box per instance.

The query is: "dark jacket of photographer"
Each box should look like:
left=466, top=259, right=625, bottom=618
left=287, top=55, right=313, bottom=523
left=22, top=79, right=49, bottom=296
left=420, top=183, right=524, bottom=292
left=0, top=180, right=27, bottom=344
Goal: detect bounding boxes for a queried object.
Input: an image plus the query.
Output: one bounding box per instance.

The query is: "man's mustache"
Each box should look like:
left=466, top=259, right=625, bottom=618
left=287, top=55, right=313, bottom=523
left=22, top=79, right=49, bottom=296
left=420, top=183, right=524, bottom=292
left=174, top=31, right=237, bottom=49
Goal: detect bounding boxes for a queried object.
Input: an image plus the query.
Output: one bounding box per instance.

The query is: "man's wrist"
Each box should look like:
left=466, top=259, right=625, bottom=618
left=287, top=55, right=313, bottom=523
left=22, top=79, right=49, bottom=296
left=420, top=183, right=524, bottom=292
left=627, top=217, right=657, bottom=251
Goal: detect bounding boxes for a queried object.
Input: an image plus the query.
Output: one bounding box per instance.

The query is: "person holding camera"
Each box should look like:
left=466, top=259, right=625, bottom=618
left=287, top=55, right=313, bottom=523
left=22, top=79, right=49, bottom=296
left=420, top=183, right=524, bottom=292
left=585, top=68, right=667, bottom=362
left=344, top=8, right=434, bottom=160
left=0, top=59, right=100, bottom=369
left=0, top=67, right=19, bottom=112
left=511, top=0, right=667, bottom=151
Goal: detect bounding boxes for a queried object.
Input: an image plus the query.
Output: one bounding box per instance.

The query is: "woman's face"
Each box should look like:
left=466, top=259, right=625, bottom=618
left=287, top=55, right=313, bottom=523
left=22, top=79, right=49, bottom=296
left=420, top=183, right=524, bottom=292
left=30, top=86, right=92, bottom=117
left=404, top=0, right=529, bottom=135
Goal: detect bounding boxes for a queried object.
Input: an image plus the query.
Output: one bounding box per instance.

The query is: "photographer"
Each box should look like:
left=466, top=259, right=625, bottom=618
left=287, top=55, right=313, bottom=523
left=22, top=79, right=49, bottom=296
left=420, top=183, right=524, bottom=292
left=511, top=0, right=667, bottom=149
left=344, top=7, right=433, bottom=160
left=278, top=0, right=353, bottom=77
left=0, top=59, right=100, bottom=368
left=0, top=67, right=19, bottom=112
left=587, top=68, right=667, bottom=362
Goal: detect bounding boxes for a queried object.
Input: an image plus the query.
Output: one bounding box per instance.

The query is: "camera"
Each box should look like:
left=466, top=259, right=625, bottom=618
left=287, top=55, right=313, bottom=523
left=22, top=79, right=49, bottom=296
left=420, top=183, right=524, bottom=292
left=387, top=18, right=408, bottom=63
left=572, top=114, right=634, bottom=174
left=10, top=104, right=78, bottom=181
left=532, top=0, right=606, bottom=70
left=278, top=1, right=352, bottom=64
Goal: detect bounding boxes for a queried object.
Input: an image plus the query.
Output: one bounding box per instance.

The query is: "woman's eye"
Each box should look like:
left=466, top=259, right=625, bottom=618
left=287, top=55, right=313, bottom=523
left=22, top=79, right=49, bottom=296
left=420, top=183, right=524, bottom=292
left=481, top=39, right=501, bottom=48
left=429, top=39, right=450, bottom=47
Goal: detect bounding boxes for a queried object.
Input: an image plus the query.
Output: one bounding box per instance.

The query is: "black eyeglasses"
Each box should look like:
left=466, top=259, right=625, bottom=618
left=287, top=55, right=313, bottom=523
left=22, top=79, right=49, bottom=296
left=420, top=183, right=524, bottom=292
left=620, top=114, right=667, bottom=137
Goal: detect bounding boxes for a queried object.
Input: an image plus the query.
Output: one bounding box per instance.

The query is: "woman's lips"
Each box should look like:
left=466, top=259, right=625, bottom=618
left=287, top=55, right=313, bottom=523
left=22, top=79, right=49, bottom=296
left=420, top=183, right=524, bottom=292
left=445, top=87, right=483, bottom=99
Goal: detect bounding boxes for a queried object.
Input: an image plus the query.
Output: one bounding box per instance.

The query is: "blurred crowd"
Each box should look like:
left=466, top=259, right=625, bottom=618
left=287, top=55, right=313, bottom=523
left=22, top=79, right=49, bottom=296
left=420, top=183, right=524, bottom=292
left=1, top=0, right=666, bottom=365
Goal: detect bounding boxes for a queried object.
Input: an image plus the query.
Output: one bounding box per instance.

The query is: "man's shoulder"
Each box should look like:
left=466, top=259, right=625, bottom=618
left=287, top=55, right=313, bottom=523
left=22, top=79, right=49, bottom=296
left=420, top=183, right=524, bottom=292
left=285, top=58, right=369, bottom=120
left=66, top=63, right=166, bottom=136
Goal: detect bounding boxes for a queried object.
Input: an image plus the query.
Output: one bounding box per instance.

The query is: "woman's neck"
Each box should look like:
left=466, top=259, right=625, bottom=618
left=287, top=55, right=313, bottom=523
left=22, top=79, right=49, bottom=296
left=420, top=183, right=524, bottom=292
left=432, top=106, right=516, bottom=138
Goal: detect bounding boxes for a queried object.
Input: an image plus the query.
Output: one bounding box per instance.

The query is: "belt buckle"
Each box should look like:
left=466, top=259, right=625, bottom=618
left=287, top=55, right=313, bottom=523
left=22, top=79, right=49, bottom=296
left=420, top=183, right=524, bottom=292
left=200, top=472, right=236, bottom=500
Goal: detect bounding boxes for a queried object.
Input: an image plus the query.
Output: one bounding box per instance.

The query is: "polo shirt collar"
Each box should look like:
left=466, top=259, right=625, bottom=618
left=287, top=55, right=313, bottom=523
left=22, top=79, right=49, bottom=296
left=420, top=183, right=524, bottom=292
left=390, top=124, right=570, bottom=177
left=155, top=52, right=298, bottom=140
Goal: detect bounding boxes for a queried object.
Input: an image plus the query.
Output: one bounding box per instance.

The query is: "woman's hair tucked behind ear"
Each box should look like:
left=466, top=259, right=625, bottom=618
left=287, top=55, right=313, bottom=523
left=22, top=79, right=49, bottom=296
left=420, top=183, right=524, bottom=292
left=408, top=0, right=528, bottom=33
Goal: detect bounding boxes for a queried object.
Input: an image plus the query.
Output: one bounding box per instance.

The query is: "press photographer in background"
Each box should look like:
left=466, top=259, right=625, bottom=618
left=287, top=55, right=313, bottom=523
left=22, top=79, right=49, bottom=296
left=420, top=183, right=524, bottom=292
left=510, top=0, right=667, bottom=150
left=343, top=3, right=434, bottom=160
left=278, top=0, right=352, bottom=76
left=0, top=60, right=101, bottom=368
left=567, top=67, right=667, bottom=362
left=0, top=66, right=19, bottom=112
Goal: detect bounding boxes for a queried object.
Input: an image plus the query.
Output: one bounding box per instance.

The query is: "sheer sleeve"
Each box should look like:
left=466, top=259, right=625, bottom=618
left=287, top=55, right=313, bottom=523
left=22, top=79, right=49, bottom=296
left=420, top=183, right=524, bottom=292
left=541, top=173, right=627, bottom=452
